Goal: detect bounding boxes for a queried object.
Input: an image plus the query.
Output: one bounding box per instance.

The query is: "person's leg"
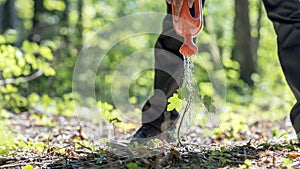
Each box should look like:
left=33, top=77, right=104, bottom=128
left=262, top=0, right=300, bottom=139
left=133, top=0, right=205, bottom=139
left=133, top=3, right=184, bottom=138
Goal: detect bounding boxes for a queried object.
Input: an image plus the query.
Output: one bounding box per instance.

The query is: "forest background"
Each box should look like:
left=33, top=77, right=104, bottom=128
left=0, top=0, right=296, bottom=159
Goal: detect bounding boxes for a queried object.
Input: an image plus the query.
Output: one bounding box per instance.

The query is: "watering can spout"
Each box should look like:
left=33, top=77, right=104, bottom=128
left=172, top=0, right=203, bottom=57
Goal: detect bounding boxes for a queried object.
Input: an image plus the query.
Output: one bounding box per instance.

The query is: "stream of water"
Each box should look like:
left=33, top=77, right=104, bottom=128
left=183, top=56, right=195, bottom=101
left=180, top=56, right=196, bottom=135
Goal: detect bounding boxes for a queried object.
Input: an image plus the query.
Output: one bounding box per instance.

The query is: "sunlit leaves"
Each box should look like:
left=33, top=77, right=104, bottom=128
left=0, top=35, right=5, bottom=43
left=32, top=94, right=75, bottom=117
left=0, top=0, right=6, bottom=4
left=21, top=164, right=34, bottom=169
left=203, top=95, right=216, bottom=113
left=0, top=116, right=16, bottom=155
left=39, top=46, right=53, bottom=60
left=214, top=112, right=249, bottom=140
left=0, top=40, right=55, bottom=80
left=15, top=0, right=34, bottom=19
left=44, top=0, right=66, bottom=12
left=22, top=40, right=39, bottom=54
left=3, top=29, right=18, bottom=43
left=126, top=162, right=143, bottom=169
left=15, top=0, right=34, bottom=31
left=0, top=38, right=56, bottom=111
left=40, top=62, right=56, bottom=76
left=97, top=101, right=118, bottom=122
left=167, top=93, right=183, bottom=112
left=282, top=158, right=292, bottom=166
left=241, top=159, right=252, bottom=169
left=108, top=117, right=121, bottom=124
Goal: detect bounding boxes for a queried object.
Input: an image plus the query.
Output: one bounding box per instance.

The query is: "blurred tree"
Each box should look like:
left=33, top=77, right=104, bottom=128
left=0, top=0, right=292, bottom=114
left=0, top=0, right=18, bottom=34
left=76, top=0, right=83, bottom=49
left=232, top=0, right=255, bottom=86
left=30, top=0, right=46, bottom=43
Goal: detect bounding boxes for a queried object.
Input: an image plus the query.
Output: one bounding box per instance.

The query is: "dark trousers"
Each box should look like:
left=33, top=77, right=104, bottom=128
left=142, top=0, right=300, bottom=134
left=263, top=0, right=300, bottom=133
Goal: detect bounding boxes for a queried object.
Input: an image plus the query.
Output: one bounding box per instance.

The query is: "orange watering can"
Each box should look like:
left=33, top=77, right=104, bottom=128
left=172, top=0, right=203, bottom=57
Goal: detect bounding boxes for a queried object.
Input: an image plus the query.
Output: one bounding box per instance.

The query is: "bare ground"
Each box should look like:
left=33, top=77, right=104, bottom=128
left=1, top=111, right=300, bottom=169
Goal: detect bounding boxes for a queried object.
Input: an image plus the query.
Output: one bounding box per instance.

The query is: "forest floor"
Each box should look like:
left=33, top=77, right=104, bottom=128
left=1, top=111, right=300, bottom=169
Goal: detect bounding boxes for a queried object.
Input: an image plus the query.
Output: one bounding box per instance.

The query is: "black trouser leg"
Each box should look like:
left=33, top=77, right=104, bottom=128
left=141, top=1, right=204, bottom=131
left=142, top=3, right=184, bottom=131
left=263, top=0, right=300, bottom=133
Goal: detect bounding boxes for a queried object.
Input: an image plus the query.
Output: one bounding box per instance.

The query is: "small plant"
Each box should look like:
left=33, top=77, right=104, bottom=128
left=21, top=164, right=34, bottom=169
left=167, top=93, right=183, bottom=112
left=126, top=162, right=144, bottom=169
left=240, top=159, right=252, bottom=169
left=167, top=89, right=216, bottom=113
left=16, top=141, right=46, bottom=154
left=0, top=124, right=16, bottom=155
left=207, top=147, right=232, bottom=166
left=73, top=138, right=96, bottom=151
left=282, top=157, right=292, bottom=166
left=213, top=112, right=249, bottom=140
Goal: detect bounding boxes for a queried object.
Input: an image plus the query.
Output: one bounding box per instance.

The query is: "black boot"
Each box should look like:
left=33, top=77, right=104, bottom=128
left=132, top=124, right=162, bottom=139
left=131, top=123, right=176, bottom=144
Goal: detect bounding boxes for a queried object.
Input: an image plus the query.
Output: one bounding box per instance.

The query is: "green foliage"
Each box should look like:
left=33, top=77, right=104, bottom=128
left=203, top=95, right=216, bottom=113
left=31, top=113, right=56, bottom=126
left=97, top=101, right=117, bottom=122
left=21, top=164, right=34, bottom=169
left=0, top=0, right=6, bottom=4
left=73, top=138, right=96, bottom=151
left=1, top=135, right=47, bottom=156
left=108, top=117, right=122, bottom=124
left=126, top=162, right=144, bottom=169
left=240, top=159, right=252, bottom=169
left=44, top=0, right=66, bottom=11
left=28, top=93, right=76, bottom=117
left=0, top=0, right=296, bottom=155
left=271, top=126, right=289, bottom=138
left=0, top=120, right=16, bottom=155
left=0, top=40, right=54, bottom=78
left=207, top=147, right=232, bottom=165
left=214, top=112, right=249, bottom=140
left=282, top=158, right=292, bottom=166
left=16, top=141, right=45, bottom=154
left=96, top=100, right=136, bottom=131
left=167, top=93, right=183, bottom=112
left=257, top=142, right=300, bottom=152
left=0, top=36, right=55, bottom=112
left=167, top=89, right=216, bottom=115
left=3, top=0, right=292, bottom=117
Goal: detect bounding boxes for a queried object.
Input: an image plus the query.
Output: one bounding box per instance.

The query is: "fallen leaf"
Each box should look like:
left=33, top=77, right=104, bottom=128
left=65, top=148, right=79, bottom=157
left=258, top=152, right=266, bottom=158
left=170, top=148, right=181, bottom=160
left=276, top=147, right=285, bottom=151
left=287, top=153, right=299, bottom=159
left=136, top=148, right=147, bottom=154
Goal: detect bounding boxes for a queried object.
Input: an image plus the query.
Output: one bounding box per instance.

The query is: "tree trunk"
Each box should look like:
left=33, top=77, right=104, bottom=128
left=33, top=0, right=45, bottom=27
left=76, top=0, right=83, bottom=50
left=0, top=2, right=4, bottom=33
left=1, top=0, right=18, bottom=33
left=30, top=0, right=46, bottom=42
left=251, top=0, right=263, bottom=71
left=232, top=0, right=255, bottom=85
left=63, top=0, right=69, bottom=42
